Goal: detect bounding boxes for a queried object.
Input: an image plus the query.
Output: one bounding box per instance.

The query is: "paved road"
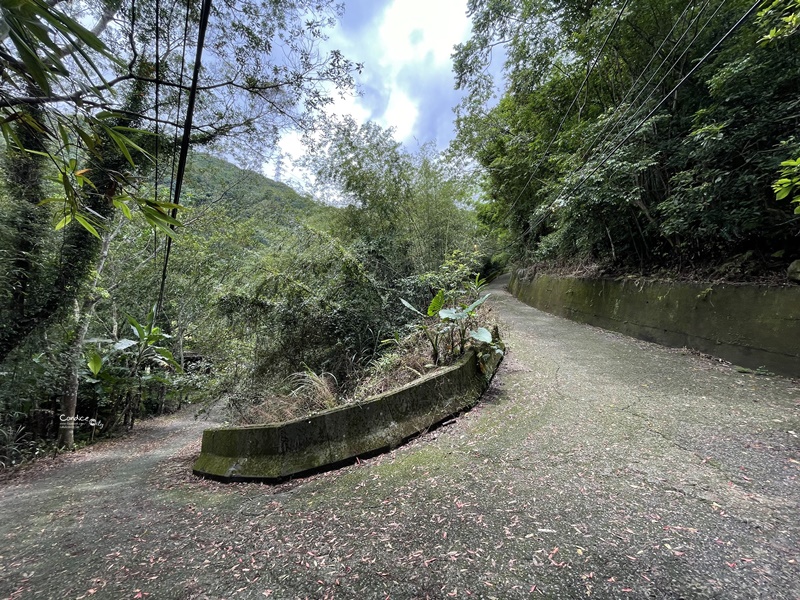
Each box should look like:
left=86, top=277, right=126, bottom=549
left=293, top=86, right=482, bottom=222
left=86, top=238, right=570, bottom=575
left=1, top=276, right=798, bottom=599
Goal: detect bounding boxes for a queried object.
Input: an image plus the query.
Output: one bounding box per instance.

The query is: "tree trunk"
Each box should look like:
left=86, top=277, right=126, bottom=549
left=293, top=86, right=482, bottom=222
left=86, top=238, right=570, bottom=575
left=0, top=75, right=150, bottom=365
left=57, top=301, right=92, bottom=448
left=158, top=385, right=166, bottom=415
left=4, top=99, right=47, bottom=339
left=123, top=390, right=132, bottom=429
left=56, top=226, right=115, bottom=448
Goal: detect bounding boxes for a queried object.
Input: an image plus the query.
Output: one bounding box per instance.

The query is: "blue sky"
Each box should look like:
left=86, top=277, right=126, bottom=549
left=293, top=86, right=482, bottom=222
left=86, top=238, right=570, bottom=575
left=331, top=0, right=472, bottom=146
left=272, top=0, right=473, bottom=183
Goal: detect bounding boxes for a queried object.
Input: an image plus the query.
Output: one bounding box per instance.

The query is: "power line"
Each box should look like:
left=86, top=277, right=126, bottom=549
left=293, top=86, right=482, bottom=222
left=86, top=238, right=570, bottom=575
left=551, top=0, right=763, bottom=209
left=156, top=0, right=192, bottom=318
left=501, top=0, right=632, bottom=219
left=513, top=0, right=759, bottom=242
left=169, top=3, right=192, bottom=193
left=155, top=0, right=214, bottom=321
left=503, top=0, right=702, bottom=236
left=580, top=0, right=711, bottom=162
left=153, top=0, right=161, bottom=267
left=585, top=0, right=727, bottom=168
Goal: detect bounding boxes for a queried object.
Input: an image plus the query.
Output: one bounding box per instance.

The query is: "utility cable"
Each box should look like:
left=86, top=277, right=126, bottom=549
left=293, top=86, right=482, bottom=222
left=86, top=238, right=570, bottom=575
left=157, top=0, right=191, bottom=318
left=586, top=0, right=726, bottom=166
left=550, top=0, right=763, bottom=210
left=508, top=0, right=717, bottom=238
left=169, top=2, right=192, bottom=195
left=155, top=0, right=213, bottom=320
left=501, top=0, right=632, bottom=220
left=580, top=0, right=708, bottom=161
left=518, top=0, right=748, bottom=240
left=153, top=0, right=161, bottom=263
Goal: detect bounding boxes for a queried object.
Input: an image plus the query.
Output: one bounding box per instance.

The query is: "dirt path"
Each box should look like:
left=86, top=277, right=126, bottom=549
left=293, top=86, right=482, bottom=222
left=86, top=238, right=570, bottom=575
left=1, top=276, right=798, bottom=599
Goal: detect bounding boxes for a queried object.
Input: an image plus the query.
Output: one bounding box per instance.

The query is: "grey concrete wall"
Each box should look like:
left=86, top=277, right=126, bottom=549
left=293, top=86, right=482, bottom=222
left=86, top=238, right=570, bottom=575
left=193, top=347, right=503, bottom=481
left=509, top=272, right=800, bottom=377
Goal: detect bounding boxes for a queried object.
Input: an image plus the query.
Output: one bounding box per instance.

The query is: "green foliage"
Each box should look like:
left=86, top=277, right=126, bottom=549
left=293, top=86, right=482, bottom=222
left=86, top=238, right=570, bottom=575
left=218, top=226, right=387, bottom=388
left=87, top=351, right=103, bottom=377
left=0, top=0, right=113, bottom=97
left=439, top=294, right=491, bottom=356
left=773, top=157, right=800, bottom=213
left=182, top=153, right=318, bottom=222
left=757, top=0, right=800, bottom=43
left=120, top=309, right=182, bottom=374
left=470, top=327, right=493, bottom=344
left=418, top=249, right=485, bottom=295
left=401, top=259, right=496, bottom=365
left=464, top=273, right=489, bottom=298
left=453, top=0, right=800, bottom=274
left=0, top=424, right=36, bottom=468
left=309, top=120, right=482, bottom=277
left=427, top=290, right=446, bottom=317
left=400, top=297, right=445, bottom=365
left=0, top=0, right=369, bottom=447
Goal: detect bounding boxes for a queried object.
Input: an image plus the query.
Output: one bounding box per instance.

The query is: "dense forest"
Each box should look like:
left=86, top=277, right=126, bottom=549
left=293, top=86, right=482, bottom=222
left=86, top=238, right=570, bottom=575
left=1, top=0, right=798, bottom=466
left=0, top=0, right=498, bottom=465
left=0, top=135, right=491, bottom=463
left=452, top=0, right=800, bottom=278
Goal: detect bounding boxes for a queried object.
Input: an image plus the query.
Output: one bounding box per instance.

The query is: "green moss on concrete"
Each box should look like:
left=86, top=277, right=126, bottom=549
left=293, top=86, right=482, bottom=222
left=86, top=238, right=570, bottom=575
left=510, top=272, right=800, bottom=377
left=193, top=348, right=504, bottom=481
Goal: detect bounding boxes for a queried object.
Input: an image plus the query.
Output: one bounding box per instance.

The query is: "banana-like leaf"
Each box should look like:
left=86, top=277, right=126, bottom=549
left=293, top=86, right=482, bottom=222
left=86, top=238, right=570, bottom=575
left=153, top=347, right=183, bottom=372
left=439, top=308, right=466, bottom=321
left=127, top=315, right=145, bottom=340
left=400, top=298, right=425, bottom=317
left=427, top=290, right=445, bottom=316
left=113, top=339, right=137, bottom=351
left=465, top=294, right=490, bottom=314
left=87, top=351, right=103, bottom=376
left=470, top=327, right=492, bottom=344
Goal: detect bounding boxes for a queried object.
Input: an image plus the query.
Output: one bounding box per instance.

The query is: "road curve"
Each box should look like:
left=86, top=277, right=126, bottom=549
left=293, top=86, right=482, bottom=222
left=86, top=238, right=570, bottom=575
left=1, top=275, right=798, bottom=599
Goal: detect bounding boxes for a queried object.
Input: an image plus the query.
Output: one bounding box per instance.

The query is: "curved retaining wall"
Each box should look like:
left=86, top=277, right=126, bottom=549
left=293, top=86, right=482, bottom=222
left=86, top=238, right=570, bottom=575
left=509, top=272, right=800, bottom=377
left=193, top=348, right=503, bottom=482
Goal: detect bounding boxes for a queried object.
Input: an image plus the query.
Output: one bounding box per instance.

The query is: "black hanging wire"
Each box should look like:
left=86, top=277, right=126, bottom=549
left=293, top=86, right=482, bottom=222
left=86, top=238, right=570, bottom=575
left=549, top=0, right=763, bottom=208
left=155, top=0, right=190, bottom=321
left=153, top=0, right=161, bottom=261
left=499, top=0, right=633, bottom=223
left=154, top=0, right=213, bottom=320
left=169, top=2, right=192, bottom=196
left=509, top=0, right=748, bottom=247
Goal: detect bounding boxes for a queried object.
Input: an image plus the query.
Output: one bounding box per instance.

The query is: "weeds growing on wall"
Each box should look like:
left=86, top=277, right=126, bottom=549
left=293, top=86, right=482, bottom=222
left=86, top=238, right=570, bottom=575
left=227, top=256, right=501, bottom=426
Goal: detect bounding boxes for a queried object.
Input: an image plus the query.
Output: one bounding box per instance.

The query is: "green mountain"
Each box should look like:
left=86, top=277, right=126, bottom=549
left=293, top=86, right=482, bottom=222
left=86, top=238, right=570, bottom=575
left=182, top=153, right=318, bottom=223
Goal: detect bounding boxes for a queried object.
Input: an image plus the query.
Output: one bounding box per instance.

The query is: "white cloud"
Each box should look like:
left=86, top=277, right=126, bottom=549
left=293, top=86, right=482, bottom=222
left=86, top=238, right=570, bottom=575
left=382, top=89, right=418, bottom=141
left=378, top=0, right=470, bottom=68
left=264, top=1, right=473, bottom=184
left=372, top=0, right=469, bottom=141
left=325, top=0, right=470, bottom=144
left=330, top=90, right=371, bottom=124
left=275, top=131, right=305, bottom=180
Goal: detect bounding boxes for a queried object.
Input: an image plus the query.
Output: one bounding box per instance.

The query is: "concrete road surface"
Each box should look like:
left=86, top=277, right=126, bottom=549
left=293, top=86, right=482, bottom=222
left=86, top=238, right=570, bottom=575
left=1, top=275, right=798, bottom=599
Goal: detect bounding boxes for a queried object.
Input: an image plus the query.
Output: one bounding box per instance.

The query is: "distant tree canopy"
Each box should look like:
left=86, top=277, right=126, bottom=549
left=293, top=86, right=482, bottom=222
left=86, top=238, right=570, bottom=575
left=0, top=0, right=361, bottom=447
left=453, top=0, right=800, bottom=275
left=0, top=0, right=359, bottom=364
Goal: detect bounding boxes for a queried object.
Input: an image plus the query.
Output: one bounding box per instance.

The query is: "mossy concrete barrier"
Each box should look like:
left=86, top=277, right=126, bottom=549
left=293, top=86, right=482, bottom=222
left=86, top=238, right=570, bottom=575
left=193, top=348, right=503, bottom=482
left=509, top=272, right=800, bottom=377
